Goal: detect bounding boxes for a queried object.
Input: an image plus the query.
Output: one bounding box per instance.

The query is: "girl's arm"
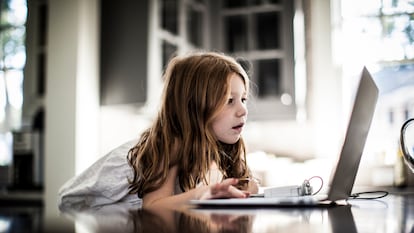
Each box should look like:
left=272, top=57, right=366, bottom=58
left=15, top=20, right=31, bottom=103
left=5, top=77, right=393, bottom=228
left=142, top=166, right=249, bottom=209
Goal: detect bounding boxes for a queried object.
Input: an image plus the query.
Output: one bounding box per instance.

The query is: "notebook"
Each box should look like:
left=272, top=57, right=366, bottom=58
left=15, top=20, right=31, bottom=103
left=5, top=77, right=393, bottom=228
left=190, top=66, right=379, bottom=207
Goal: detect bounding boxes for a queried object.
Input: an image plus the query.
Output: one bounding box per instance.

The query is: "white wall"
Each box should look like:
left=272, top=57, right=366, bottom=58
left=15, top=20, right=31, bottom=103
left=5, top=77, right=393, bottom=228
left=44, top=0, right=99, bottom=218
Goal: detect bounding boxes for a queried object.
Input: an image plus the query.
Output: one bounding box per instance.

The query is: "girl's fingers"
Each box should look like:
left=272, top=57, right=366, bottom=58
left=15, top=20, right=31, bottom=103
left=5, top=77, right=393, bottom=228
left=210, top=179, right=248, bottom=198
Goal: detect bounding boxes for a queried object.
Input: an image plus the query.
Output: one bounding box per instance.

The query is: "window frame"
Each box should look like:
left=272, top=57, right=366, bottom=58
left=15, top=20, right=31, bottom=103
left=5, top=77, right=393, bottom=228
left=214, top=0, right=296, bottom=120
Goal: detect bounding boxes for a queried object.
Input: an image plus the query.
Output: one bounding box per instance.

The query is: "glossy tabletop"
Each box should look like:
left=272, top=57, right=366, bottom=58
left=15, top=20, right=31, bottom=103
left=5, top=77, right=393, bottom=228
left=55, top=188, right=414, bottom=233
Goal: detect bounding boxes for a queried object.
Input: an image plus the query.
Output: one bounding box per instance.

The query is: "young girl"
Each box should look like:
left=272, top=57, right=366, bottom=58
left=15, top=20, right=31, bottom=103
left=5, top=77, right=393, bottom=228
left=58, top=51, right=258, bottom=210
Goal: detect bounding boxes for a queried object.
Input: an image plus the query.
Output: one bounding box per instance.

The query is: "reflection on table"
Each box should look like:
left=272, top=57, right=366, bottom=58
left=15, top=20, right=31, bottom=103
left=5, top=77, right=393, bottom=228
left=58, top=192, right=414, bottom=233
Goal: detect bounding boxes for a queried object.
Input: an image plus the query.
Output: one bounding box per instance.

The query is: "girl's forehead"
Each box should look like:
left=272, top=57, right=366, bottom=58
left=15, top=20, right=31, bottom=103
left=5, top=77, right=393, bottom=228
left=234, top=72, right=248, bottom=84
left=228, top=73, right=247, bottom=92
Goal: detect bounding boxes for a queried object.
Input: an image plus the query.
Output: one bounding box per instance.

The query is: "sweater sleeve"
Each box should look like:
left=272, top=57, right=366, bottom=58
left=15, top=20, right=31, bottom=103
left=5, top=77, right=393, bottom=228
left=58, top=140, right=142, bottom=211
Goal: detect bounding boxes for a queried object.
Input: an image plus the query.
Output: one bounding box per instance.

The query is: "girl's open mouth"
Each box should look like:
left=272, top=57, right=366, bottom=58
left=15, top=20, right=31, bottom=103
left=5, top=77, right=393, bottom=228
left=232, top=123, right=244, bottom=130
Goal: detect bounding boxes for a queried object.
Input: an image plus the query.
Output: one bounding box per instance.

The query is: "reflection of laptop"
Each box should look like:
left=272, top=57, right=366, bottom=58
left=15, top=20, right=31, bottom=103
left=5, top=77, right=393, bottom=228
left=190, top=67, right=379, bottom=207
left=189, top=204, right=357, bottom=232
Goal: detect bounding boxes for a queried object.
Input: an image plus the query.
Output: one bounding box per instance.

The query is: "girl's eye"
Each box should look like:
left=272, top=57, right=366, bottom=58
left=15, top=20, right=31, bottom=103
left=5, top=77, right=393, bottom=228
left=228, top=97, right=247, bottom=104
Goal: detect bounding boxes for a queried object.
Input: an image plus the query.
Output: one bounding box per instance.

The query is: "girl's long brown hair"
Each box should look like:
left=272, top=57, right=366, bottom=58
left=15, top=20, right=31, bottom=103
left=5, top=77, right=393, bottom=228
left=127, top=51, right=251, bottom=198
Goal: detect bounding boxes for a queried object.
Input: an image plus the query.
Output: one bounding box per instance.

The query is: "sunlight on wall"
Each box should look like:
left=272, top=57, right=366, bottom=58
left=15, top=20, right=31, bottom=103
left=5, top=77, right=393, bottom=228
left=75, top=0, right=100, bottom=175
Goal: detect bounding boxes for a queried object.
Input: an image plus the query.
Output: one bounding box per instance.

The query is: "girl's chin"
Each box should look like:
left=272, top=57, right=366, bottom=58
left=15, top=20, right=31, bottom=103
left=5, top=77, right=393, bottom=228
left=219, top=137, right=241, bottom=145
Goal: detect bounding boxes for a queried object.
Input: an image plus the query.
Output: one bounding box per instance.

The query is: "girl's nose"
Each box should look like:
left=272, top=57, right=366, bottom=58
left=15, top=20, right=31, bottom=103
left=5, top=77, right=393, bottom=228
left=237, top=102, right=248, bottom=117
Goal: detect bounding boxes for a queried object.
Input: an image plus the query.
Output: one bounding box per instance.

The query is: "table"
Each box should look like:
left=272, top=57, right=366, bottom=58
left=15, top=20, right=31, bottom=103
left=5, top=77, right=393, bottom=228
left=55, top=189, right=414, bottom=233
left=1, top=188, right=413, bottom=232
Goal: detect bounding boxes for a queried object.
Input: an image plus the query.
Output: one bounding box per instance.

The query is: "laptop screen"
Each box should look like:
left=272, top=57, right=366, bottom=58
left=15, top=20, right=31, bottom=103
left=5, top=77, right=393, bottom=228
left=327, top=67, right=379, bottom=201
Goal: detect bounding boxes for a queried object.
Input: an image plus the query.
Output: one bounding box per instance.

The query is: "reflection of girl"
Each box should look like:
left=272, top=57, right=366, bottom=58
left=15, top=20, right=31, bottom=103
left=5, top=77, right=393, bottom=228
left=132, top=209, right=172, bottom=233
left=58, top=51, right=258, bottom=210
left=131, top=208, right=254, bottom=233
left=62, top=204, right=253, bottom=233
left=179, top=211, right=254, bottom=233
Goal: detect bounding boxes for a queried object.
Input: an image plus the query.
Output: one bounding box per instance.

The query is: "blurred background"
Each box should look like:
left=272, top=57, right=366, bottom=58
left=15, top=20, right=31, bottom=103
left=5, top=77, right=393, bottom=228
left=0, top=0, right=413, bottom=220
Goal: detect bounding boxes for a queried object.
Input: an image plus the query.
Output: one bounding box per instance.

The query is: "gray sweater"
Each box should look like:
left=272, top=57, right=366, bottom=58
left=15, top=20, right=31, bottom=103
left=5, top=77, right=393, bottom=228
left=58, top=140, right=142, bottom=211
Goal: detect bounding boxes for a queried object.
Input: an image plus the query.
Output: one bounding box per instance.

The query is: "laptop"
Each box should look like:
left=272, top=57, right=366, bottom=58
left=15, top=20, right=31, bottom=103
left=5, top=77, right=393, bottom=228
left=190, top=66, right=379, bottom=207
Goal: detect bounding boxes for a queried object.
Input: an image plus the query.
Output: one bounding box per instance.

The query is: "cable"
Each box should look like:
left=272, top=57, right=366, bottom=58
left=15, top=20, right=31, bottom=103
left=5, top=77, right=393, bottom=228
left=349, top=191, right=389, bottom=200
left=302, top=175, right=388, bottom=200
left=305, top=176, right=324, bottom=196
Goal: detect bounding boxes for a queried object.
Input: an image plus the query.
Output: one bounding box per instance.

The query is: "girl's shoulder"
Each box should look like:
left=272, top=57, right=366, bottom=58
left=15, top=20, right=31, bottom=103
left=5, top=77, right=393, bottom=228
left=58, top=139, right=140, bottom=210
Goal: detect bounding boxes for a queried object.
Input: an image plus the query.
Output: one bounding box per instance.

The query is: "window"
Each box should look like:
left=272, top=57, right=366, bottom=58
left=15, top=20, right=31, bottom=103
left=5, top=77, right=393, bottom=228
left=159, top=0, right=207, bottom=65
left=0, top=0, right=27, bottom=129
left=161, top=0, right=178, bottom=35
left=341, top=0, right=414, bottom=65
left=0, top=0, right=27, bottom=166
left=218, top=0, right=296, bottom=120
left=340, top=0, right=414, bottom=123
left=338, top=0, right=414, bottom=168
left=155, top=0, right=296, bottom=120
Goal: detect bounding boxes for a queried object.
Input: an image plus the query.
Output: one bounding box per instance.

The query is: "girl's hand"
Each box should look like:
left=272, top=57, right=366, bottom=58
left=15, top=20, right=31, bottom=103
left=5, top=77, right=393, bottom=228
left=199, top=178, right=250, bottom=200
left=236, top=178, right=260, bottom=194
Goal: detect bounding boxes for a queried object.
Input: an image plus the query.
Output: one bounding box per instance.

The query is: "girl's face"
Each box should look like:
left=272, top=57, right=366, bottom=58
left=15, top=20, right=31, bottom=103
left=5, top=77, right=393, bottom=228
left=211, top=73, right=248, bottom=144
